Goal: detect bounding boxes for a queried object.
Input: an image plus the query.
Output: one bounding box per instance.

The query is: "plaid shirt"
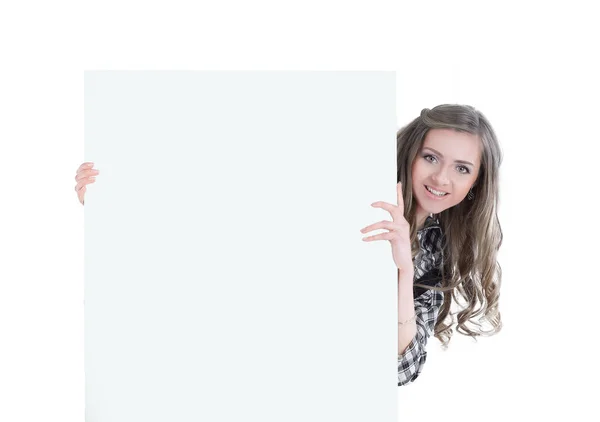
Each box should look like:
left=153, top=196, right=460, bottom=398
left=398, top=215, right=444, bottom=386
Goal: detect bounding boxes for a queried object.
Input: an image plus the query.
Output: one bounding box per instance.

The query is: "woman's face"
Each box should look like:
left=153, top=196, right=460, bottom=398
left=411, top=128, right=482, bottom=216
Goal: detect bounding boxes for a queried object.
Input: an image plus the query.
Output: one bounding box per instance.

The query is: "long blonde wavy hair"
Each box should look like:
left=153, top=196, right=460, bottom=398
left=397, top=104, right=503, bottom=348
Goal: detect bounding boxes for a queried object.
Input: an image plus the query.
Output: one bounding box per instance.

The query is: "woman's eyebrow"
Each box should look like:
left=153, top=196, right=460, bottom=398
left=422, top=147, right=474, bottom=166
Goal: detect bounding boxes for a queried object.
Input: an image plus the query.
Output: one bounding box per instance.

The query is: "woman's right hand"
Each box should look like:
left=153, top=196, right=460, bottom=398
left=74, top=162, right=99, bottom=205
left=360, top=182, right=414, bottom=276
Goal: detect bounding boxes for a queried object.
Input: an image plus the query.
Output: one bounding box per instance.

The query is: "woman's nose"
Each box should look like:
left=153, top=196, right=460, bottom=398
left=432, top=168, right=450, bottom=185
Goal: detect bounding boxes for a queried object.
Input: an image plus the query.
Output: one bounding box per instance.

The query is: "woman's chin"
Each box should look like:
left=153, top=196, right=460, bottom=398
left=416, top=199, right=448, bottom=216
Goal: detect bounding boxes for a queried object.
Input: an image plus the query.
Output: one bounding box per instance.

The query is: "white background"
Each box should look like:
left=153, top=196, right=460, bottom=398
left=1, top=1, right=599, bottom=422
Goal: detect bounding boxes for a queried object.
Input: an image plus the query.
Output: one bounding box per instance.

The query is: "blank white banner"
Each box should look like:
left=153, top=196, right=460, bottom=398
left=84, top=71, right=397, bottom=421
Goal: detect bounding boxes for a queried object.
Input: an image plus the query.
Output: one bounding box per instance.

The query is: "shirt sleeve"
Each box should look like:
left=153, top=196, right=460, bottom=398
left=397, top=288, right=443, bottom=386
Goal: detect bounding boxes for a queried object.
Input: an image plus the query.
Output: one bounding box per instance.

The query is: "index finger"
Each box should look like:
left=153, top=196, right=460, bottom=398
left=397, top=181, right=405, bottom=210
left=77, top=162, right=95, bottom=172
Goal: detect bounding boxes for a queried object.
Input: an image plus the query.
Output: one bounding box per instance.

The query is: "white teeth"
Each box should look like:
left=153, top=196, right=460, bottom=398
left=426, top=186, right=447, bottom=196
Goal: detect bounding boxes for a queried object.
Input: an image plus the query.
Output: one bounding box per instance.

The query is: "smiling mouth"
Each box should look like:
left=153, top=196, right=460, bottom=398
left=425, top=185, right=449, bottom=197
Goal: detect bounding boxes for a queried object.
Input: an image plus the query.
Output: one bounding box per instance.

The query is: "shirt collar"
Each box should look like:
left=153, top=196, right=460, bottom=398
left=418, top=214, right=440, bottom=232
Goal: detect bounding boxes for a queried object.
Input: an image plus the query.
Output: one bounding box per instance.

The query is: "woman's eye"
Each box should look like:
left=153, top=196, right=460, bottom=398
left=424, top=154, right=470, bottom=174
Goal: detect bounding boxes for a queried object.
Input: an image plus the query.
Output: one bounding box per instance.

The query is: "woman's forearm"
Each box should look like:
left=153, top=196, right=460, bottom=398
left=398, top=269, right=417, bottom=355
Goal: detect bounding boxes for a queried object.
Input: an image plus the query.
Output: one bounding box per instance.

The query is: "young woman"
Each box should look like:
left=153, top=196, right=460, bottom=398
left=360, top=104, right=503, bottom=386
